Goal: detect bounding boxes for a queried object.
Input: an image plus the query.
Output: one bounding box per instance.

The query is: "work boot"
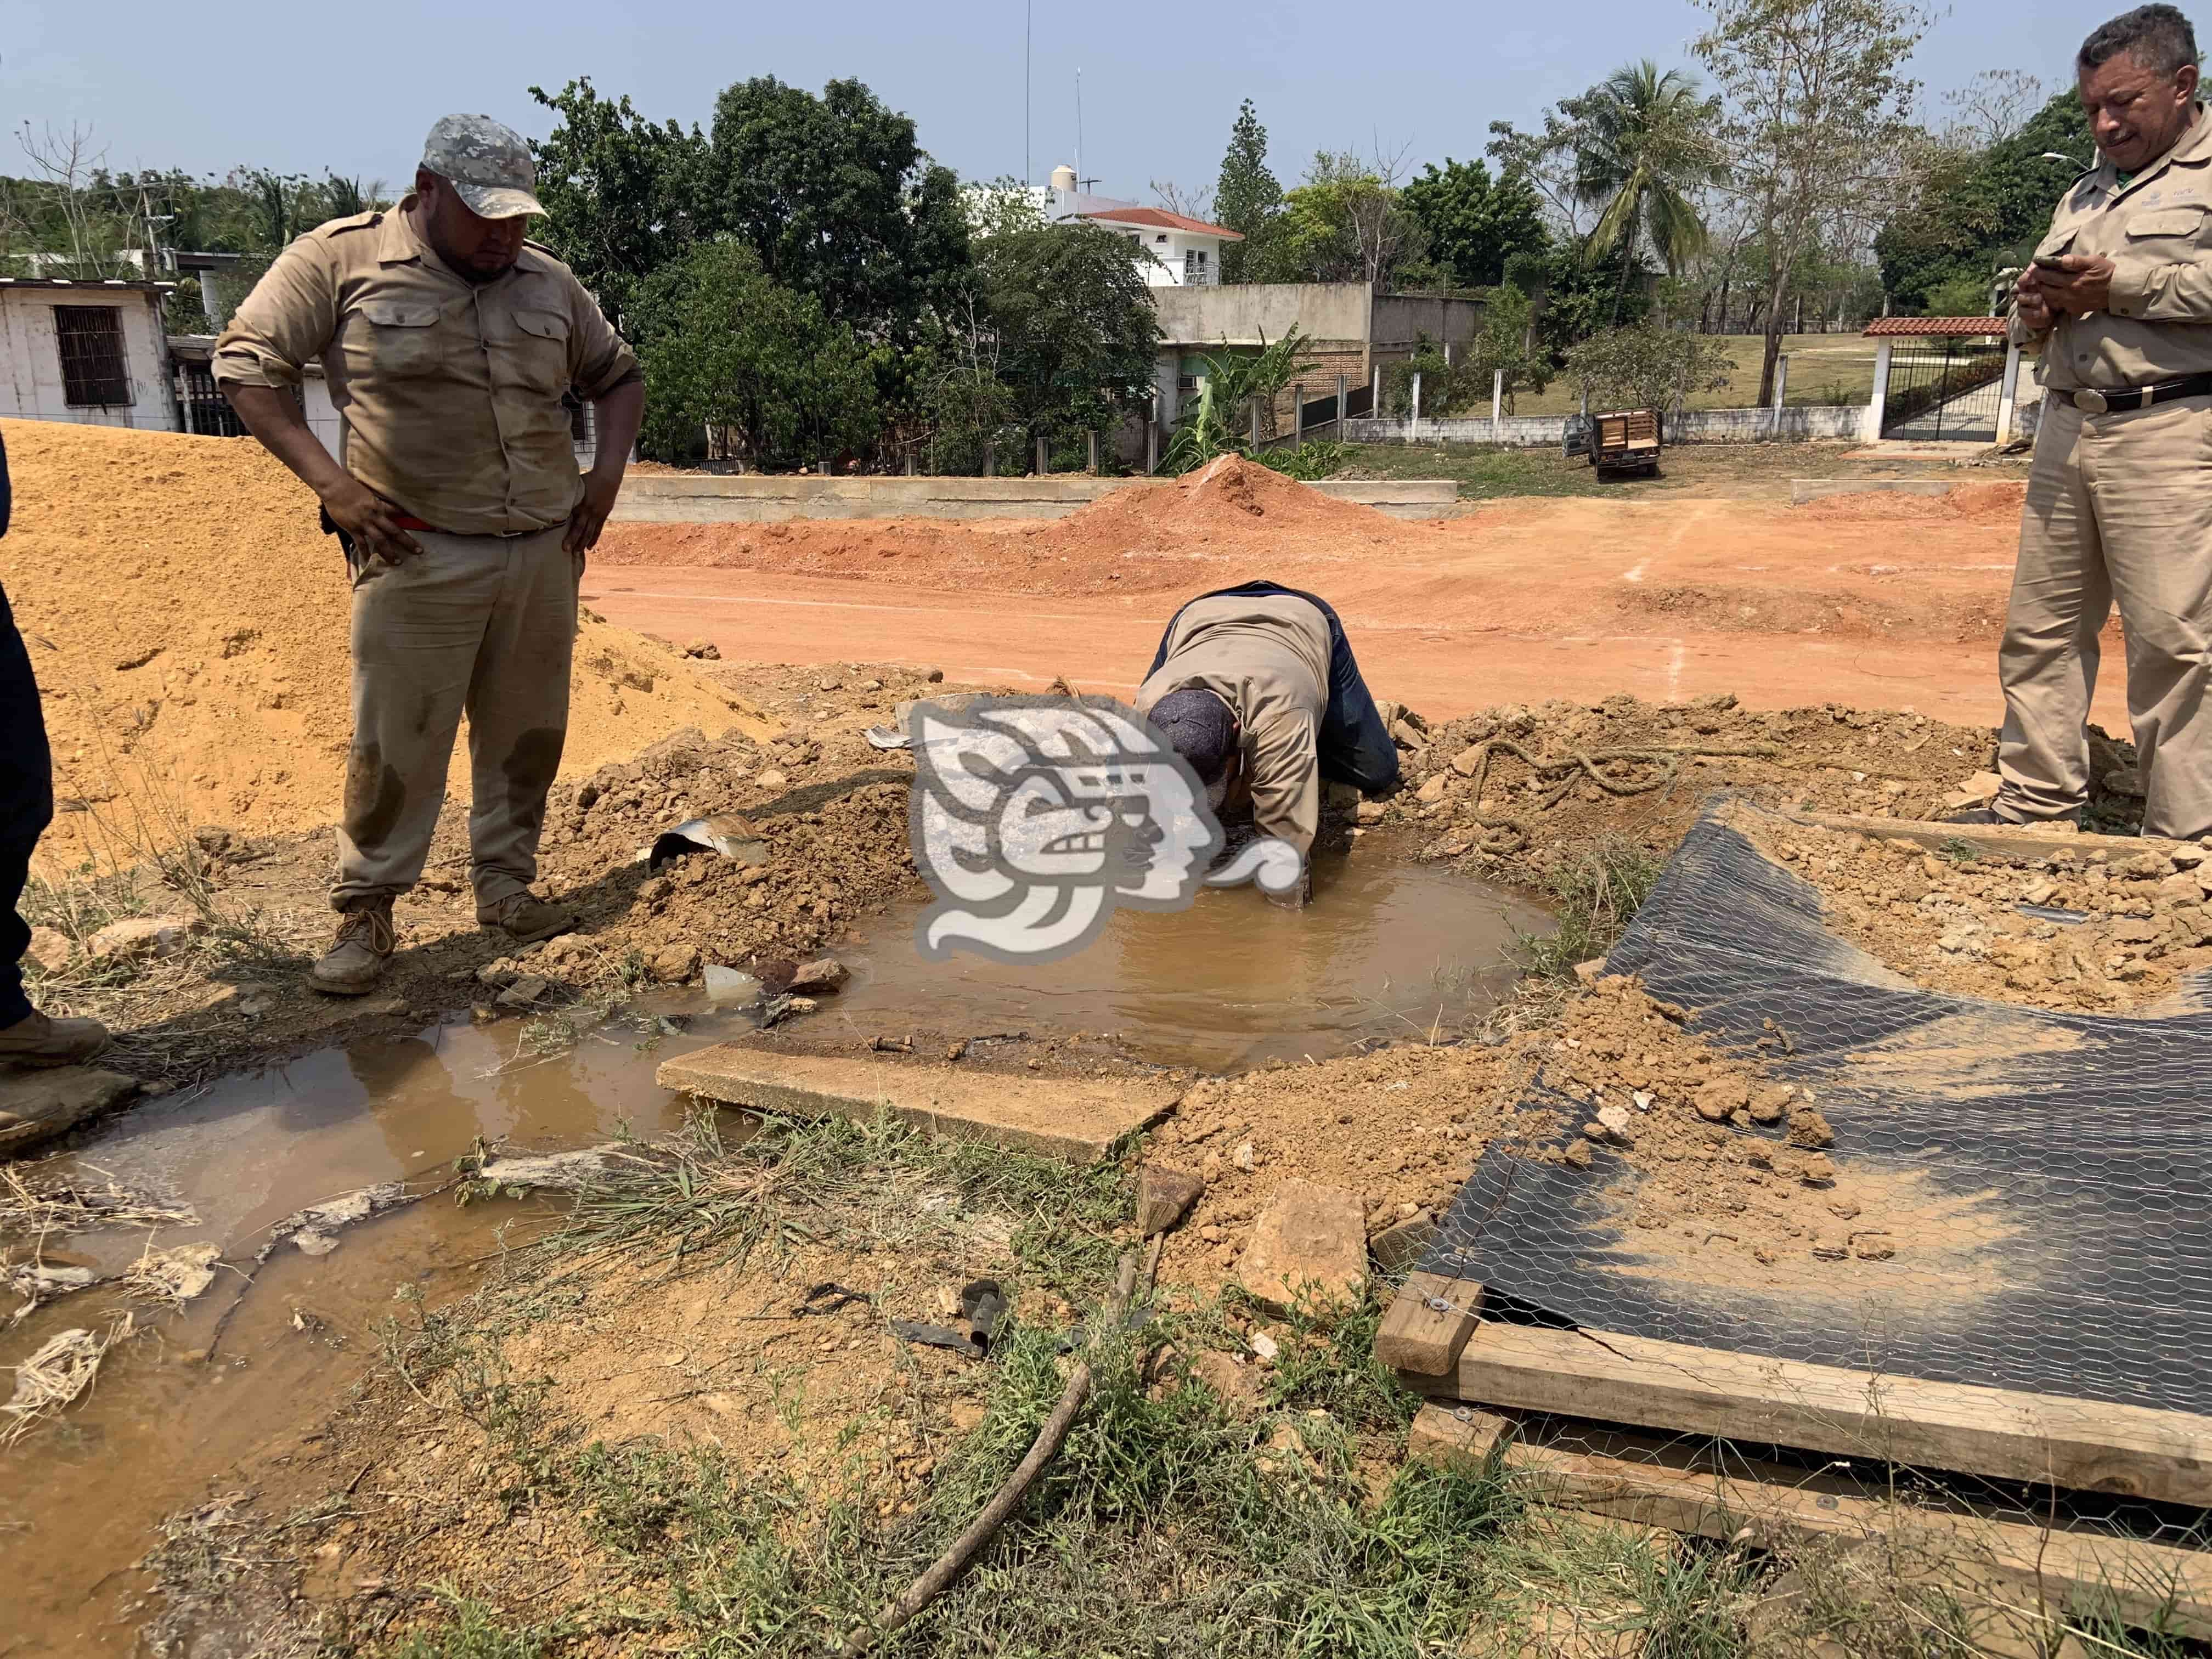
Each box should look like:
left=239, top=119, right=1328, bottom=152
left=0, top=1010, right=112, bottom=1068
left=1938, top=805, right=2080, bottom=828
left=477, top=891, right=575, bottom=945
left=307, top=901, right=396, bottom=997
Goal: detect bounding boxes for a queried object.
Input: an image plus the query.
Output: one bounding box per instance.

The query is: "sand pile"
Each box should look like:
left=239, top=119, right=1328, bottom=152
left=594, top=454, right=1417, bottom=598
left=1793, top=480, right=2026, bottom=523
left=0, top=420, right=764, bottom=864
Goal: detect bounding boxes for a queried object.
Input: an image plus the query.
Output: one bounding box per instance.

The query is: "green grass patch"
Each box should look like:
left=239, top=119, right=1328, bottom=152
left=1519, top=836, right=1666, bottom=983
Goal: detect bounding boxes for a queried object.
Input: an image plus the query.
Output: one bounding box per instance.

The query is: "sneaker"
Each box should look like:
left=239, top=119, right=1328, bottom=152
left=0, top=1010, right=112, bottom=1068
left=477, top=892, right=575, bottom=944
left=308, top=901, right=396, bottom=996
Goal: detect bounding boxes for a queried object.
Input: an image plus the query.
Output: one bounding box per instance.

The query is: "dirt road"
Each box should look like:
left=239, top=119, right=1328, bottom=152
left=589, top=472, right=2129, bottom=732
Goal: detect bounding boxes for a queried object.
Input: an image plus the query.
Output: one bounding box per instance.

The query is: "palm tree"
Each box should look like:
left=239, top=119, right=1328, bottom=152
left=1573, top=61, right=1726, bottom=321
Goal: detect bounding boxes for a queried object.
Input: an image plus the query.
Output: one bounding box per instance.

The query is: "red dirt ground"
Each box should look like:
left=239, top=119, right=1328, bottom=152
left=588, top=459, right=2123, bottom=731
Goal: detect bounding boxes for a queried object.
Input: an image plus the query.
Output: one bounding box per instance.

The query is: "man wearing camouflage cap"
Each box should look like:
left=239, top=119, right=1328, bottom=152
left=217, top=115, right=644, bottom=995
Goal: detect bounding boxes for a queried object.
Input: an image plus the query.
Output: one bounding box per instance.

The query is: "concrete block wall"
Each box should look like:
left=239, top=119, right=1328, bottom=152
left=1345, top=403, right=1866, bottom=448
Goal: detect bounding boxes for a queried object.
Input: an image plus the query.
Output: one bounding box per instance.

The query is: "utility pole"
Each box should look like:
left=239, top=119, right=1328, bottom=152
left=1025, top=0, right=1033, bottom=185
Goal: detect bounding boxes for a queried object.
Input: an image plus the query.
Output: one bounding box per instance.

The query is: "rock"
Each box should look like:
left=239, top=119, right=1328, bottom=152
left=476, top=957, right=520, bottom=988
left=1562, top=1139, right=1595, bottom=1170
left=0, top=1067, right=139, bottom=1155
left=921, top=666, right=946, bottom=683
left=1415, top=774, right=1449, bottom=804
left=1449, top=745, right=1487, bottom=778
left=756, top=769, right=790, bottom=791
left=2162, top=872, right=2208, bottom=902
left=1249, top=1331, right=1280, bottom=1364
left=2111, top=916, right=2162, bottom=944
left=788, top=957, right=849, bottom=994
left=235, top=990, right=275, bottom=1018
left=1389, top=719, right=1428, bottom=751
left=1356, top=801, right=1386, bottom=825
left=2174, top=846, right=2208, bottom=870
left=1573, top=958, right=1606, bottom=986
left=858, top=679, right=884, bottom=693
left=1942, top=770, right=2004, bottom=811
left=1694, top=1077, right=1749, bottom=1123
left=2103, top=766, right=2146, bottom=799
left=1369, top=1207, right=1436, bottom=1271
left=1581, top=1121, right=1610, bottom=1142
left=1811, top=1235, right=1851, bottom=1262
left=817, top=676, right=842, bottom=692
left=1237, top=1180, right=1367, bottom=1314
left=1595, top=1103, right=1634, bottom=1144
left=360, top=995, right=410, bottom=1018
left=1184, top=1349, right=1264, bottom=1414
left=498, top=975, right=551, bottom=1007
left=1748, top=1085, right=1794, bottom=1125
left=1136, top=1164, right=1205, bottom=1236
left=1232, top=1141, right=1258, bottom=1171
left=1798, top=1153, right=1837, bottom=1184
left=1852, top=1233, right=1896, bottom=1261
left=1631, top=1090, right=1655, bottom=1112
left=651, top=944, right=702, bottom=984
left=683, top=639, right=721, bottom=661
left=24, top=926, right=72, bottom=976
left=1788, top=1108, right=1836, bottom=1149
left=88, top=914, right=198, bottom=962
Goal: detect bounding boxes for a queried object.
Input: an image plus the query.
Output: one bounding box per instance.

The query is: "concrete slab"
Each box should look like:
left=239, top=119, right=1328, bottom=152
left=1788, top=477, right=1959, bottom=504
left=656, top=1045, right=1181, bottom=1163
left=0, top=1066, right=140, bottom=1156
left=611, top=474, right=1460, bottom=524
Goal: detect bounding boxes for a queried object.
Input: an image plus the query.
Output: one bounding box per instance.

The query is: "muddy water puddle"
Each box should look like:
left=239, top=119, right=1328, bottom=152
left=822, top=844, right=1550, bottom=1070
left=2, top=848, right=1546, bottom=1652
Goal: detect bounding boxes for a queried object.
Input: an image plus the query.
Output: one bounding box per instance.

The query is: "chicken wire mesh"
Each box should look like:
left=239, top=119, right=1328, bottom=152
left=1417, top=799, right=2212, bottom=1563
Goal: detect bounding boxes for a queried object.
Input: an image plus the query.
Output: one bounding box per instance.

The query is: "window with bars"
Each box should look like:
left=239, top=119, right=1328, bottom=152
left=54, top=306, right=132, bottom=407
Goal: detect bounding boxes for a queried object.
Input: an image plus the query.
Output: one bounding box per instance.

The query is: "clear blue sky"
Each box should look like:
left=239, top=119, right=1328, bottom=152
left=7, top=0, right=2106, bottom=201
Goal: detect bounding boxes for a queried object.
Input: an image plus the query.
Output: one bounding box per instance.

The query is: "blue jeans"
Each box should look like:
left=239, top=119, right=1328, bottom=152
left=1148, top=580, right=1402, bottom=795
left=0, top=579, right=52, bottom=1026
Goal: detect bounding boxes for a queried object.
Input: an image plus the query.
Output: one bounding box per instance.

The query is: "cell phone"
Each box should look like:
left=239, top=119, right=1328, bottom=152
left=2032, top=253, right=2070, bottom=271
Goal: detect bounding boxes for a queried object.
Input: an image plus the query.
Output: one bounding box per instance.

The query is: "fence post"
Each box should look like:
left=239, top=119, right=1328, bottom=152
left=984, top=441, right=996, bottom=477
left=1372, top=362, right=1383, bottom=416
left=1251, top=395, right=1262, bottom=450
left=1036, top=433, right=1049, bottom=476
left=1770, top=354, right=1790, bottom=441
left=1086, top=430, right=1099, bottom=474
left=1292, top=381, right=1305, bottom=449
left=1492, top=368, right=1503, bottom=432
left=1865, top=339, right=1893, bottom=443
left=1995, top=338, right=2022, bottom=446
left=1147, top=409, right=1159, bottom=475
left=1336, top=374, right=1348, bottom=442
left=1410, top=371, right=1422, bottom=434
left=906, top=448, right=916, bottom=476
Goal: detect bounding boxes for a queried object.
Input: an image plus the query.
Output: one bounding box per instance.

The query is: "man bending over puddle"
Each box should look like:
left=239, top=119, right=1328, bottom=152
left=1136, top=582, right=1401, bottom=907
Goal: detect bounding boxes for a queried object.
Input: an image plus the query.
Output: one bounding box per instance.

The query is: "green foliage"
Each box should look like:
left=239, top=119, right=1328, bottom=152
left=1458, top=284, right=1551, bottom=411
left=1163, top=328, right=1321, bottom=472
left=1575, top=60, right=1727, bottom=313
left=1922, top=271, right=1997, bottom=317
left=633, top=241, right=880, bottom=468
left=1520, top=835, right=1666, bottom=979
left=526, top=78, right=712, bottom=332
left=1564, top=323, right=1734, bottom=415
left=707, top=76, right=971, bottom=342
left=1875, top=91, right=2096, bottom=311
left=1381, top=336, right=1454, bottom=417
left=1277, top=151, right=1428, bottom=286
left=1399, top=158, right=1550, bottom=288
left=1260, top=438, right=1352, bottom=481
left=973, top=223, right=1163, bottom=444
left=1215, top=98, right=1284, bottom=283
left=1531, top=242, right=1653, bottom=359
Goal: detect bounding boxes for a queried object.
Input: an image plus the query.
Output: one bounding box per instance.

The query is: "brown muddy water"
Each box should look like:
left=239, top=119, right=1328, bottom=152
left=1, top=849, right=1545, bottom=1654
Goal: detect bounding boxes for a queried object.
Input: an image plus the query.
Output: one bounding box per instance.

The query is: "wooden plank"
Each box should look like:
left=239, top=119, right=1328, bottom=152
left=1416, top=1321, right=2212, bottom=1507
left=1407, top=1405, right=2212, bottom=1641
left=1373, top=1272, right=1483, bottom=1376
left=1799, top=810, right=2180, bottom=866
left=656, top=1045, right=1180, bottom=1164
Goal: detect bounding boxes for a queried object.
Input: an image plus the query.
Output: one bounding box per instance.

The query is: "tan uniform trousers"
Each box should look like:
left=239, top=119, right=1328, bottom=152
left=332, top=525, right=577, bottom=912
left=1997, top=393, right=2212, bottom=840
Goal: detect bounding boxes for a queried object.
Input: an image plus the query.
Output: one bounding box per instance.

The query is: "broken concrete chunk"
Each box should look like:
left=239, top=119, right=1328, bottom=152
left=1562, top=1139, right=1595, bottom=1170
left=1356, top=800, right=1386, bottom=825
left=1236, top=1180, right=1367, bottom=1314
left=0, top=1068, right=140, bottom=1155
left=88, top=914, right=197, bottom=962
left=498, top=975, right=552, bottom=1007
left=1573, top=957, right=1606, bottom=987
left=1594, top=1103, right=1634, bottom=1144
left=683, top=638, right=720, bottom=660
left=24, top=926, right=72, bottom=976
left=1449, top=745, right=1487, bottom=777
left=1415, top=774, right=1449, bottom=804
left=1787, top=1108, right=1836, bottom=1149
left=788, top=957, right=849, bottom=994
left=1852, top=1233, right=1897, bottom=1261
left=1135, top=1164, right=1205, bottom=1236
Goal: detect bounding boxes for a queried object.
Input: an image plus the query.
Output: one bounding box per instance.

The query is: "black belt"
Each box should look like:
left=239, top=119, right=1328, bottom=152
left=2063, top=374, right=2212, bottom=414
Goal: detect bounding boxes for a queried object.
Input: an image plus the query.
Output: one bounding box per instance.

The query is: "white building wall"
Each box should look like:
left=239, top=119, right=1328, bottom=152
left=0, top=287, right=174, bottom=430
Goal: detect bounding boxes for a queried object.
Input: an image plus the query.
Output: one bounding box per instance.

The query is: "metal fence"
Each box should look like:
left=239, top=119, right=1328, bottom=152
left=1880, top=340, right=2008, bottom=442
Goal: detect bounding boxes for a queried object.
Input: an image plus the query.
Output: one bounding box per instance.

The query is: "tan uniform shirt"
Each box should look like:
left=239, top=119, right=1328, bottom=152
left=1135, top=592, right=1331, bottom=859
left=2015, top=106, right=2212, bottom=390
left=213, top=202, right=637, bottom=535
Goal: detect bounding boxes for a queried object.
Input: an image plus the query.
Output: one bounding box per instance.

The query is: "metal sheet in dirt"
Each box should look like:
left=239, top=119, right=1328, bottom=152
left=1420, top=801, right=2212, bottom=1418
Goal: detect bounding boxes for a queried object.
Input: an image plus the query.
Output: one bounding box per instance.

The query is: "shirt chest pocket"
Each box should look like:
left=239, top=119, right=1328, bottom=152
left=2125, top=206, right=2209, bottom=251
left=505, top=307, right=573, bottom=397
left=348, top=299, right=443, bottom=379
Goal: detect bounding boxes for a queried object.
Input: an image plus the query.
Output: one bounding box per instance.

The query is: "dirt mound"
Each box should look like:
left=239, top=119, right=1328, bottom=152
left=1030, top=453, right=1404, bottom=554
left=1793, top=480, right=2026, bottom=523
left=0, top=420, right=765, bottom=865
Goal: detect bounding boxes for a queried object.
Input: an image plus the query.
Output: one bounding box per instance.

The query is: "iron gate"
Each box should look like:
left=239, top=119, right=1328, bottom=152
left=174, top=358, right=247, bottom=437
left=1880, top=338, right=2007, bottom=442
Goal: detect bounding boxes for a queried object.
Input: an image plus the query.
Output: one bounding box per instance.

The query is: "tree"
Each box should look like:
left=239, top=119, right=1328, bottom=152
left=1487, top=105, right=1598, bottom=238
left=528, top=78, right=712, bottom=332
left=1150, top=178, right=1216, bottom=223
left=969, top=222, right=1163, bottom=453
left=1457, top=284, right=1550, bottom=411
left=1943, top=68, right=2045, bottom=148
left=1278, top=147, right=1427, bottom=286
left=707, top=76, right=971, bottom=341
left=632, top=240, right=880, bottom=469
left=1164, top=328, right=1321, bottom=471
left=1214, top=99, right=1284, bottom=282
left=1695, top=0, right=1932, bottom=402
left=1564, top=323, right=1734, bottom=413
left=1575, top=61, right=1728, bottom=320
left=1400, top=158, right=1550, bottom=288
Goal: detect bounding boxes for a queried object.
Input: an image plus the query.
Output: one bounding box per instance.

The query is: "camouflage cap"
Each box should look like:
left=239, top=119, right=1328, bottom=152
left=420, top=114, right=545, bottom=219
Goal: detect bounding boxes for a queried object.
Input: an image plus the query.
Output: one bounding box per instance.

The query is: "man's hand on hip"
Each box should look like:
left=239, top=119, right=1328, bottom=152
left=565, top=467, right=622, bottom=560
left=2039, top=253, right=2115, bottom=318
left=322, top=474, right=425, bottom=566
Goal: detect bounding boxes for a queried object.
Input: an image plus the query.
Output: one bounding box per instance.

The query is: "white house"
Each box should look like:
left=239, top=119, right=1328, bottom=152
left=968, top=166, right=1242, bottom=288
left=0, top=277, right=179, bottom=431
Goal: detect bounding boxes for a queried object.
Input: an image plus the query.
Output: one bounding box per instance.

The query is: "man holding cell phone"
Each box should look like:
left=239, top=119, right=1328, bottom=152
left=1971, top=5, right=2212, bottom=839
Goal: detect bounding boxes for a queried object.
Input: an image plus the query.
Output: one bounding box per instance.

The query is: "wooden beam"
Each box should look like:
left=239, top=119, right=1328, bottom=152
left=1374, top=1272, right=1482, bottom=1376
left=1408, top=1405, right=2212, bottom=1641
left=1798, top=811, right=2181, bottom=866
left=1412, top=1321, right=2212, bottom=1507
